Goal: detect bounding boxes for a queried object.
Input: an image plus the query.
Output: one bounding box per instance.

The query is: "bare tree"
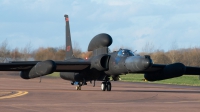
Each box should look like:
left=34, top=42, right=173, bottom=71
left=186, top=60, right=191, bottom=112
left=0, top=40, right=10, bottom=62
left=151, top=50, right=171, bottom=64
left=142, top=42, right=155, bottom=54
left=21, top=42, right=32, bottom=61
left=10, top=47, right=21, bottom=61
left=34, top=47, right=47, bottom=61
left=55, top=46, right=65, bottom=60
left=73, top=41, right=82, bottom=58
left=188, top=47, right=200, bottom=67
left=34, top=47, right=61, bottom=61
left=168, top=41, right=179, bottom=63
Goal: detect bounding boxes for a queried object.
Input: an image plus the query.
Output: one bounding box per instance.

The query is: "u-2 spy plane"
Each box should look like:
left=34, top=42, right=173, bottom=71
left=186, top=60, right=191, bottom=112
left=1, top=14, right=200, bottom=91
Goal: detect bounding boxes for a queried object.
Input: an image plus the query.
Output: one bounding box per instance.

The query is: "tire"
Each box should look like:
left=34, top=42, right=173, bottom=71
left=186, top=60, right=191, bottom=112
left=101, top=82, right=106, bottom=91
left=79, top=86, right=81, bottom=90
left=76, top=86, right=79, bottom=90
left=76, top=86, right=81, bottom=90
left=107, top=82, right=111, bottom=91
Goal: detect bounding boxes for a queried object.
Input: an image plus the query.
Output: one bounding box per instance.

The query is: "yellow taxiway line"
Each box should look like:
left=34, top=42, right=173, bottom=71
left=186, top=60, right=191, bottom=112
left=0, top=91, right=28, bottom=100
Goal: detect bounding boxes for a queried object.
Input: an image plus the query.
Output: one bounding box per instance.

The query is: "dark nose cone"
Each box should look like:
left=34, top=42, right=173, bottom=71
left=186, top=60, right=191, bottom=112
left=142, top=58, right=153, bottom=69
left=125, top=56, right=153, bottom=72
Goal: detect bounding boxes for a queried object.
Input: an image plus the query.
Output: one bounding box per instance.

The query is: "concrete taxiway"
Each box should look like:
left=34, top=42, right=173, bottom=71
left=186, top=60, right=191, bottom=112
left=0, top=75, right=200, bottom=112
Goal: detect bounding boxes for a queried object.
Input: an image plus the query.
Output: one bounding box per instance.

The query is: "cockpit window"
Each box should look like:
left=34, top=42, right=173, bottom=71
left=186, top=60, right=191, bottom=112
left=128, top=50, right=135, bottom=56
left=117, top=49, right=134, bottom=57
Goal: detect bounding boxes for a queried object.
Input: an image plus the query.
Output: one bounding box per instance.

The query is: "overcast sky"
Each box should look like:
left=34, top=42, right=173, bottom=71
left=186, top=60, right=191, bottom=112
left=0, top=0, right=200, bottom=52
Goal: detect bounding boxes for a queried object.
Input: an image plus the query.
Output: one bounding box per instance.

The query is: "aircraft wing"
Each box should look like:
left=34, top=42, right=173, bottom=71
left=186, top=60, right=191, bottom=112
left=0, top=61, right=90, bottom=72
left=144, top=64, right=200, bottom=75
left=54, top=61, right=90, bottom=72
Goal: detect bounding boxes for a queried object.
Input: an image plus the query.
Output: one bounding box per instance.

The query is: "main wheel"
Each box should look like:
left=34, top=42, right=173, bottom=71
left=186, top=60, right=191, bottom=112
left=79, top=86, right=81, bottom=90
left=101, top=82, right=106, bottom=91
left=107, top=82, right=111, bottom=91
left=76, top=86, right=81, bottom=90
left=76, top=86, right=79, bottom=90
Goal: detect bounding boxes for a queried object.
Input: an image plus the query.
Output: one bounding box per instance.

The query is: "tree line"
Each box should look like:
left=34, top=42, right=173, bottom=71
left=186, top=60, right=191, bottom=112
left=0, top=40, right=92, bottom=62
left=144, top=48, right=200, bottom=67
left=1, top=40, right=200, bottom=67
left=141, top=42, right=200, bottom=67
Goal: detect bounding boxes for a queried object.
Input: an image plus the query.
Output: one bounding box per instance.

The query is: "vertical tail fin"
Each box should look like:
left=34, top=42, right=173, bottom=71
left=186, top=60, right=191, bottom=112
left=64, top=14, right=73, bottom=59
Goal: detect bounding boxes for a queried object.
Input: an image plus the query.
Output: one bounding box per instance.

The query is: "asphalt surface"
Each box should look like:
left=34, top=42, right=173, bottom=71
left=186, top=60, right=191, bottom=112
left=1, top=75, right=200, bottom=112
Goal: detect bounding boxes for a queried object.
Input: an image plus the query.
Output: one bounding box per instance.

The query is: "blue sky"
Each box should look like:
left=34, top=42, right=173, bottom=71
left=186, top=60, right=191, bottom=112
left=0, top=0, right=200, bottom=52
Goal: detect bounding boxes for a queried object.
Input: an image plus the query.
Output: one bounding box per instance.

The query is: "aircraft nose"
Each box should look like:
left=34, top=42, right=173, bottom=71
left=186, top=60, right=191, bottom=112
left=142, top=55, right=153, bottom=69
left=125, top=55, right=153, bottom=72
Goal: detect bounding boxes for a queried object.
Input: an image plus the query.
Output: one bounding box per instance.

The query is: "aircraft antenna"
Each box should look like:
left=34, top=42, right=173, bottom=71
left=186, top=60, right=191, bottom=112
left=39, top=75, right=42, bottom=83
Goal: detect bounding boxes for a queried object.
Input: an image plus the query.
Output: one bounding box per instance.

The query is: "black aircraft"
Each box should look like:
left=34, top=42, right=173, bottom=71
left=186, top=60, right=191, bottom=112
left=1, top=14, right=200, bottom=91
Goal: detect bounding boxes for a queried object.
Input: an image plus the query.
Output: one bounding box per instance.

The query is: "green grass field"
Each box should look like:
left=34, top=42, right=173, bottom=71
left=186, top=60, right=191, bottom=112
left=48, top=72, right=60, bottom=77
left=120, top=74, right=200, bottom=86
left=48, top=72, right=200, bottom=86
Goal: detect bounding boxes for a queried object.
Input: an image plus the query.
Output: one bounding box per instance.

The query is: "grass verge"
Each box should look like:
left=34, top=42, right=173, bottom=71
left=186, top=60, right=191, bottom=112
left=120, top=74, right=200, bottom=86
left=48, top=72, right=60, bottom=77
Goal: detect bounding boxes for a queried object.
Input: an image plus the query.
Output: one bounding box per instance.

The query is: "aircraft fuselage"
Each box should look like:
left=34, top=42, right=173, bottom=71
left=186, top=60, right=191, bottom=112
left=60, top=49, right=153, bottom=82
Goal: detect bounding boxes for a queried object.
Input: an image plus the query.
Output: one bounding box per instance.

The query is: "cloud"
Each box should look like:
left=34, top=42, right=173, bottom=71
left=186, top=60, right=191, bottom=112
left=0, top=0, right=55, bottom=11
left=106, top=0, right=133, bottom=6
left=1, top=0, right=200, bottom=52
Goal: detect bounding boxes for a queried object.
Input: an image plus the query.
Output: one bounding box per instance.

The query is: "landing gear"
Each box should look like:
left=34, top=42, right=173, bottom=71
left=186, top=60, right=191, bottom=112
left=73, top=80, right=87, bottom=90
left=101, top=81, right=112, bottom=91
left=107, top=82, right=111, bottom=91
left=101, top=82, right=106, bottom=91
left=71, top=81, right=82, bottom=90
left=76, top=85, right=81, bottom=90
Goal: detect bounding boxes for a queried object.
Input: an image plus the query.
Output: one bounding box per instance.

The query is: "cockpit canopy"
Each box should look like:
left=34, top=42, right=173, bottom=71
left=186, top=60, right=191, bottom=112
left=117, top=49, right=135, bottom=57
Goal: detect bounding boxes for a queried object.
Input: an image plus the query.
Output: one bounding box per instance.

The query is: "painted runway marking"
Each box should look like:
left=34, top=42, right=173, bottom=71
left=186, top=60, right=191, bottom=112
left=0, top=91, right=28, bottom=100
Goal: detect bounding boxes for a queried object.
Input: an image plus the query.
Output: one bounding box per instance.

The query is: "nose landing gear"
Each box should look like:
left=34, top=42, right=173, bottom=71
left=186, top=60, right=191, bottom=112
left=101, top=81, right=111, bottom=91
left=71, top=81, right=87, bottom=90
left=76, top=85, right=81, bottom=90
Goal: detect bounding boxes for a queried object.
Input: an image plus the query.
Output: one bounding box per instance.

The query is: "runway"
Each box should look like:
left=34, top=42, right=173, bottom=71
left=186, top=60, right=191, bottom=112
left=1, top=75, right=200, bottom=112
